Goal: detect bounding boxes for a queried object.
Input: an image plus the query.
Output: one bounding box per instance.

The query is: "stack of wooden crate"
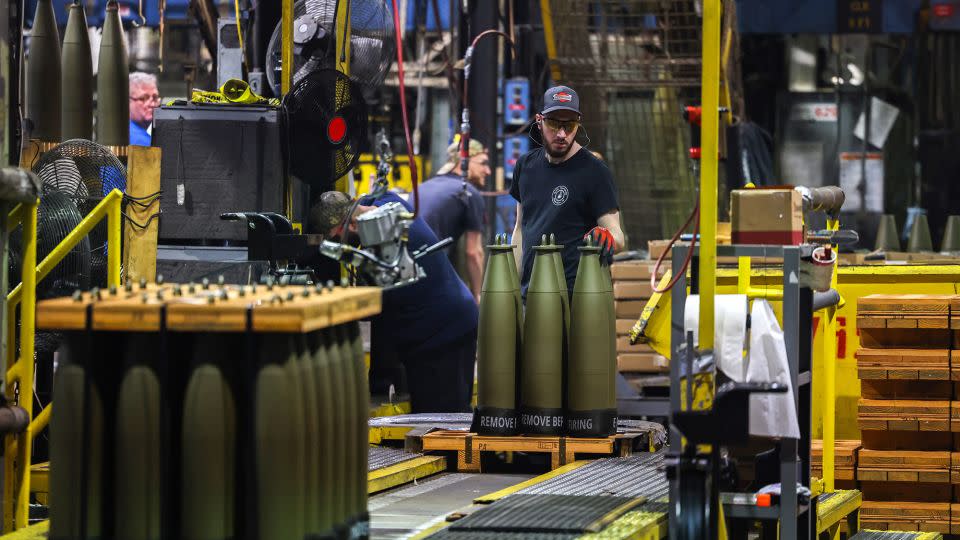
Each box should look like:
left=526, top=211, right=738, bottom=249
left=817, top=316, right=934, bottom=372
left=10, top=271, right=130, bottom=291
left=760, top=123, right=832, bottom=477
left=611, top=261, right=668, bottom=374
left=855, top=294, right=960, bottom=534
left=811, top=439, right=861, bottom=490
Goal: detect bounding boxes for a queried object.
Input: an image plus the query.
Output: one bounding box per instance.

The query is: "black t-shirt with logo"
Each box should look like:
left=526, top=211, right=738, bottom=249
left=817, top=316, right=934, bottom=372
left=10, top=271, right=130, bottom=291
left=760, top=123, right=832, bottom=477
left=509, top=147, right=619, bottom=298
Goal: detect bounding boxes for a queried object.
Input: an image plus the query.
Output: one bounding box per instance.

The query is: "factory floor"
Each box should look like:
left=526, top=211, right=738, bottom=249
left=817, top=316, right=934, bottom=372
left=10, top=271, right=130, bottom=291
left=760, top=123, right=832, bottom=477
left=369, top=472, right=533, bottom=539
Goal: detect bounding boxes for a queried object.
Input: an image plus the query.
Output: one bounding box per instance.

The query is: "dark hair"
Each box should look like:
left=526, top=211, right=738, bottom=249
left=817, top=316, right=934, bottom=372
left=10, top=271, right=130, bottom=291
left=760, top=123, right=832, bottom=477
left=308, top=191, right=353, bottom=234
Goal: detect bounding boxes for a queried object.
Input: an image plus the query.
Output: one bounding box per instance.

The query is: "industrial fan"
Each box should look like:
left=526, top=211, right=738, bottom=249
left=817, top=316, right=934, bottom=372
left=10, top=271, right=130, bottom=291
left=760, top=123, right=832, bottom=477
left=265, top=0, right=396, bottom=99
left=29, top=139, right=126, bottom=292
left=283, top=69, right=368, bottom=189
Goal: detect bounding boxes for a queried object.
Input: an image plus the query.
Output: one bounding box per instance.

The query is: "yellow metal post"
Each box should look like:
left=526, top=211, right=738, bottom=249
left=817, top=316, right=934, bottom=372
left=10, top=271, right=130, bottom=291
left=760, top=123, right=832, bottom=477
left=822, top=217, right=841, bottom=493
left=9, top=201, right=37, bottom=530
left=698, top=0, right=721, bottom=350
left=538, top=0, right=561, bottom=82
left=107, top=190, right=121, bottom=287
left=282, top=0, right=294, bottom=218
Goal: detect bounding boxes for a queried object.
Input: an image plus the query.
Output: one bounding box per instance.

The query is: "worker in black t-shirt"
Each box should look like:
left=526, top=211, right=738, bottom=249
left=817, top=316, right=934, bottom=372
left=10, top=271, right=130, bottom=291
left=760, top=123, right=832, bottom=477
left=509, top=85, right=625, bottom=298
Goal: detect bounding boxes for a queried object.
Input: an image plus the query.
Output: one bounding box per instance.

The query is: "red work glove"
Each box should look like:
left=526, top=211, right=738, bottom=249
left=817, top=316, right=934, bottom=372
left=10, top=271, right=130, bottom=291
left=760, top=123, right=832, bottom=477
left=585, top=226, right=615, bottom=265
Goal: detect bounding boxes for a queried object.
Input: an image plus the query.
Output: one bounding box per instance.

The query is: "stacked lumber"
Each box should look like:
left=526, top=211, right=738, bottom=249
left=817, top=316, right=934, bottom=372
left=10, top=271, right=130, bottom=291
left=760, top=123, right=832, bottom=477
left=611, top=261, right=668, bottom=374
left=811, top=439, right=860, bottom=488
left=856, top=295, right=960, bottom=534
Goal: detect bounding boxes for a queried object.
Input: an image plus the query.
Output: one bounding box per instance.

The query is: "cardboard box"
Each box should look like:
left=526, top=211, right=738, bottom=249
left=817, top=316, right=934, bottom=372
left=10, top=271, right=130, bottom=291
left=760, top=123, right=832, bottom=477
left=613, top=281, right=654, bottom=300
left=616, top=319, right=638, bottom=336
left=617, top=337, right=654, bottom=354
left=611, top=261, right=660, bottom=281
left=730, top=189, right=802, bottom=245
left=617, top=353, right=669, bottom=372
left=615, top=301, right=645, bottom=319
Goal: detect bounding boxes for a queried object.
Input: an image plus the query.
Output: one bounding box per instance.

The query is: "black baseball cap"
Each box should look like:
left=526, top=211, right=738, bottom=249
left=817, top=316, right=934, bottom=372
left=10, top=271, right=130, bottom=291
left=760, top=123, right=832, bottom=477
left=541, top=85, right=581, bottom=116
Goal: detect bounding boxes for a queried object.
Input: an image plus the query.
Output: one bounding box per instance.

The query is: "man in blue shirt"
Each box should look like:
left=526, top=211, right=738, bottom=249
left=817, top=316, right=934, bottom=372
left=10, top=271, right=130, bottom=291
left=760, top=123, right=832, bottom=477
left=418, top=139, right=490, bottom=303
left=129, top=72, right=159, bottom=146
left=309, top=190, right=478, bottom=413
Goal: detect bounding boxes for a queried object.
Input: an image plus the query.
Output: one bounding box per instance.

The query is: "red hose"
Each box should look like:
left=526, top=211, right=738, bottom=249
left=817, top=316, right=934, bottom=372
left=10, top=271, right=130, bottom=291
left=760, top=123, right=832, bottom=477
left=650, top=204, right=700, bottom=294
left=391, top=0, right=420, bottom=215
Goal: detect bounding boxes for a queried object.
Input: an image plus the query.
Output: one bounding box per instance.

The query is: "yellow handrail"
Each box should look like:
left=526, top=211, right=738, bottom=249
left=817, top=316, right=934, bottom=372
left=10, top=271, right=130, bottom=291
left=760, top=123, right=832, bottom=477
left=3, top=189, right=123, bottom=531
left=698, top=0, right=721, bottom=351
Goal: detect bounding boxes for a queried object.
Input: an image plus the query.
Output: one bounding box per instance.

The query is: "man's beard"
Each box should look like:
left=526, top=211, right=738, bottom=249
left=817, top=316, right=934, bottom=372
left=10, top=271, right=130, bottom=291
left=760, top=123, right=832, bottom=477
left=545, top=141, right=571, bottom=158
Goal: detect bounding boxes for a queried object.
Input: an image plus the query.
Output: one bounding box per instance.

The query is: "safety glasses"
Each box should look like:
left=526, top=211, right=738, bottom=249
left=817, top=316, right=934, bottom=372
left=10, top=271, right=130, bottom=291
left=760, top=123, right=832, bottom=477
left=542, top=117, right=580, bottom=133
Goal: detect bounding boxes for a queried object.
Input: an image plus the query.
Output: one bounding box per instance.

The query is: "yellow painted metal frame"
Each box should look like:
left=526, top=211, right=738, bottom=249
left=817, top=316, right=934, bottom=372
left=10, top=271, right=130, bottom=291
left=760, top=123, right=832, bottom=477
left=367, top=455, right=446, bottom=494
left=538, top=0, right=561, bottom=82
left=820, top=218, right=841, bottom=493
left=2, top=189, right=122, bottom=531
left=698, top=0, right=721, bottom=351
left=815, top=489, right=861, bottom=538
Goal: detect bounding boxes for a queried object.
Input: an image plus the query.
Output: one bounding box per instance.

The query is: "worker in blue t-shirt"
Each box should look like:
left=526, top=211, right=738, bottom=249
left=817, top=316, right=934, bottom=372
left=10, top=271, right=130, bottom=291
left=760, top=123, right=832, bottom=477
left=418, top=138, right=490, bottom=303
left=129, top=72, right=159, bottom=146
left=510, top=85, right=626, bottom=298
left=309, top=190, right=478, bottom=413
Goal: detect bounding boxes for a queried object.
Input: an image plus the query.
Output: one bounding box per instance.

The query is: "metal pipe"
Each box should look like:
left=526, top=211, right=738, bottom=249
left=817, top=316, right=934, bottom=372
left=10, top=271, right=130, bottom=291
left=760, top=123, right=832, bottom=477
left=0, top=406, right=30, bottom=435
left=107, top=189, right=121, bottom=287
left=698, top=0, right=721, bottom=351
left=821, top=217, right=841, bottom=493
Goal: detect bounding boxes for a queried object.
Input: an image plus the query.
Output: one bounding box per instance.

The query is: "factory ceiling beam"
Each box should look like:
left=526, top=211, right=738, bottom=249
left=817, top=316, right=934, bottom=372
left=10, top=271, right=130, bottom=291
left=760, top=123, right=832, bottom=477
left=188, top=0, right=219, bottom=60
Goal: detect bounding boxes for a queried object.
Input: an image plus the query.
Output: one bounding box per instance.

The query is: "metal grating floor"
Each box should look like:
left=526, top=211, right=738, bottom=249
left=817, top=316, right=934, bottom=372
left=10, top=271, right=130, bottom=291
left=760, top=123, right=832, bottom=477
left=369, top=445, right=423, bottom=471
left=514, top=452, right=667, bottom=503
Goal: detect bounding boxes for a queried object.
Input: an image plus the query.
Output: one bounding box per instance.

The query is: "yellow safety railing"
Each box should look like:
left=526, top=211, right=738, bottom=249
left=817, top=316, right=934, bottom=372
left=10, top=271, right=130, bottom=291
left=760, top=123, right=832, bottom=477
left=3, top=188, right=122, bottom=531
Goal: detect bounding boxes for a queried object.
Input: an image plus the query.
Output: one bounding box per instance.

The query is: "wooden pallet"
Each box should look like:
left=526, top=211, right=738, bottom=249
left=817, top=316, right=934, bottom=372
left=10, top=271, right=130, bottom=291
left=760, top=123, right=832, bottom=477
left=36, top=283, right=381, bottom=333
left=860, top=501, right=958, bottom=535
left=418, top=430, right=644, bottom=472
left=857, top=449, right=953, bottom=483
left=812, top=439, right=860, bottom=481
left=858, top=295, right=956, bottom=348
left=857, top=349, right=954, bottom=381
left=858, top=399, right=960, bottom=432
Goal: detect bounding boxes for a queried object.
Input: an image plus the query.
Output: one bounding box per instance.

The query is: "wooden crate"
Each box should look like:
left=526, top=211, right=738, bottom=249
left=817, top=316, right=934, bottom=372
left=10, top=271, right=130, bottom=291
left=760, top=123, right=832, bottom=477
left=858, top=399, right=958, bottom=432
left=860, top=379, right=954, bottom=400
left=418, top=430, right=646, bottom=472
left=860, top=501, right=956, bottom=534
left=861, top=430, right=955, bottom=452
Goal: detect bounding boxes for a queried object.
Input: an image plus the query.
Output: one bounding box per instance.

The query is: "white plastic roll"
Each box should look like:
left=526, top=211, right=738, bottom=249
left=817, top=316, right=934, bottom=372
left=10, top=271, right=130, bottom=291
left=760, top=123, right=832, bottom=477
left=683, top=294, right=749, bottom=382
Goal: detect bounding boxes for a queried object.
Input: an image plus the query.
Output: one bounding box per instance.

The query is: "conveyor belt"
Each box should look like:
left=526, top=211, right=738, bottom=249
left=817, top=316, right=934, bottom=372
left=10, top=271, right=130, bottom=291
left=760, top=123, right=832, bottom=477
left=369, top=445, right=424, bottom=471
left=513, top=453, right=667, bottom=502
left=449, top=494, right=642, bottom=533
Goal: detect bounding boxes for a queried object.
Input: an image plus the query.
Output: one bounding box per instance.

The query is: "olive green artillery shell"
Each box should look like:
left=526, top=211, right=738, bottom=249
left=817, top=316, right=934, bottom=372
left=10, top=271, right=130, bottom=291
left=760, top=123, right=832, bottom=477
left=181, top=337, right=236, bottom=540
left=96, top=1, right=130, bottom=146
left=549, top=238, right=571, bottom=333
left=49, top=363, right=103, bottom=540
left=602, top=264, right=617, bottom=402
left=347, top=321, right=370, bottom=537
left=569, top=246, right=617, bottom=413
left=114, top=333, right=162, bottom=540
left=26, top=0, right=61, bottom=142
left=61, top=3, right=93, bottom=140
left=324, top=328, right=351, bottom=531
left=478, top=245, right=521, bottom=411
left=255, top=336, right=306, bottom=540
left=295, top=334, right=322, bottom=535
left=521, top=244, right=566, bottom=416
left=335, top=324, right=363, bottom=526
left=309, top=331, right=338, bottom=534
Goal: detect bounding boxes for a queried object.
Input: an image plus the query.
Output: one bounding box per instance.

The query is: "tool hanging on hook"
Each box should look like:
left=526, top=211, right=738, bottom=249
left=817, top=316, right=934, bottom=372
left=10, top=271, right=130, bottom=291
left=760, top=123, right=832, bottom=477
left=458, top=29, right=515, bottom=200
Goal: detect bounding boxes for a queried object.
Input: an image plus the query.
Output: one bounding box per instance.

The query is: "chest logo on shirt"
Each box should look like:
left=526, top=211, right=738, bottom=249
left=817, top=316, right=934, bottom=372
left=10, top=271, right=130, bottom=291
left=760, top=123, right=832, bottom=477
left=551, top=185, right=569, bottom=206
